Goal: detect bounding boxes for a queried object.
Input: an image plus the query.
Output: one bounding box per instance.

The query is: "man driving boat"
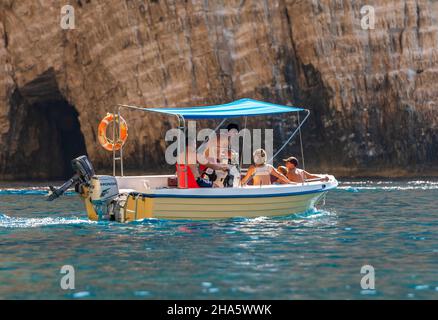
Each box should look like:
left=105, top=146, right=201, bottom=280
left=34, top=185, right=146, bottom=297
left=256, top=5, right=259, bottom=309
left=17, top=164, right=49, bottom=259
left=197, top=123, right=240, bottom=187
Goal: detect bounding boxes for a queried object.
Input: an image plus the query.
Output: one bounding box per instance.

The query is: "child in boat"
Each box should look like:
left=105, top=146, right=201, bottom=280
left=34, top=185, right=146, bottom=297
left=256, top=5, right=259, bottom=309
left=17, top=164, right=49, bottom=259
left=241, top=149, right=292, bottom=186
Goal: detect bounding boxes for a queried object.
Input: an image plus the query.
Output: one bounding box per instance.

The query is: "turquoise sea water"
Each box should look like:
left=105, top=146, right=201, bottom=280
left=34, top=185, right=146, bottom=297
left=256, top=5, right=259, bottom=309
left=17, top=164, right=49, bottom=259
left=0, top=180, right=437, bottom=299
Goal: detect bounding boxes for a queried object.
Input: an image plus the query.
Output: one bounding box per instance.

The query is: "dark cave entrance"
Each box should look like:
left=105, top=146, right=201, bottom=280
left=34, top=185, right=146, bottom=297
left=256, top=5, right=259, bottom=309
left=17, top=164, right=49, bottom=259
left=30, top=100, right=88, bottom=179
left=7, top=69, right=87, bottom=180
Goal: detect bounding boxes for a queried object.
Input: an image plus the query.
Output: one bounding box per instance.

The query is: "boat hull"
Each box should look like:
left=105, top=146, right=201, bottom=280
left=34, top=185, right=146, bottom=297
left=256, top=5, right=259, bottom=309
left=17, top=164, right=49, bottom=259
left=82, top=179, right=337, bottom=221
left=143, top=191, right=326, bottom=220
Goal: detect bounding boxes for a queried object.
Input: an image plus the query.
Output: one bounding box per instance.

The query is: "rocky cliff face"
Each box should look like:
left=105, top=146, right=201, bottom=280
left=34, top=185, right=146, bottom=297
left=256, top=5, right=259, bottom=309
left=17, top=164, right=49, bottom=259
left=0, top=0, right=437, bottom=180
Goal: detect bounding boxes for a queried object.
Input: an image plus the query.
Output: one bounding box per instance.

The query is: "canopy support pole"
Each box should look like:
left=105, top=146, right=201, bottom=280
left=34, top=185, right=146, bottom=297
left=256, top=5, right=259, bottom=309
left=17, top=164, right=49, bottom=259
left=113, top=106, right=117, bottom=176
left=239, top=116, right=248, bottom=181
left=112, top=105, right=123, bottom=176
left=196, top=118, right=228, bottom=153
left=119, top=107, right=124, bottom=176
left=214, top=118, right=228, bottom=133
left=177, top=114, right=188, bottom=189
left=268, top=109, right=310, bottom=163
left=298, top=112, right=305, bottom=185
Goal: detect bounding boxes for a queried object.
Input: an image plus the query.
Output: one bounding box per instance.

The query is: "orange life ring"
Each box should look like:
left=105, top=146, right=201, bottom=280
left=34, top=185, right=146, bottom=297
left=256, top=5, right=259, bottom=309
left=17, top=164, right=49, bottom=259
left=98, top=113, right=128, bottom=151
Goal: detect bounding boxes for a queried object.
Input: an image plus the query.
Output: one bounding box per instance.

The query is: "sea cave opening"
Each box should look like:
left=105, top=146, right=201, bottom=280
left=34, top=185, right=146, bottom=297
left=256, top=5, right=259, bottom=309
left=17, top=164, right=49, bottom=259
left=30, top=99, right=88, bottom=180
left=7, top=69, right=87, bottom=180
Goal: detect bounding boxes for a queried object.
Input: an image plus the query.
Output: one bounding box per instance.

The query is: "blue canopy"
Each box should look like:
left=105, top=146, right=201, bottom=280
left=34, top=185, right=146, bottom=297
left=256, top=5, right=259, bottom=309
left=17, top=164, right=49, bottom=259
left=146, top=98, right=304, bottom=119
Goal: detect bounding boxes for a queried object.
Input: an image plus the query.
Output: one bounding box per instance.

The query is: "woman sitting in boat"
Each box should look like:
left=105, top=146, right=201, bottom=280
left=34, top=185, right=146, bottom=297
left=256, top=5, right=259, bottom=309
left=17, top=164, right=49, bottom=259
left=176, top=136, right=229, bottom=188
left=240, top=149, right=292, bottom=186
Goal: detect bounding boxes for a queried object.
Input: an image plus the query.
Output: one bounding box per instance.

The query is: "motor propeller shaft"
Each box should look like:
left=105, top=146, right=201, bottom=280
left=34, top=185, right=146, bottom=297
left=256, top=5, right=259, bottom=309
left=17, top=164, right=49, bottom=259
left=46, top=155, right=95, bottom=201
left=46, top=174, right=80, bottom=201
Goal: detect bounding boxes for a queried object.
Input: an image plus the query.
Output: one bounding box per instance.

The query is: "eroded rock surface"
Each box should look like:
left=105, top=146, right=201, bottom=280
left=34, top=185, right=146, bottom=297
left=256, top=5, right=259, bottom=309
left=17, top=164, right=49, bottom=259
left=0, top=0, right=437, bottom=179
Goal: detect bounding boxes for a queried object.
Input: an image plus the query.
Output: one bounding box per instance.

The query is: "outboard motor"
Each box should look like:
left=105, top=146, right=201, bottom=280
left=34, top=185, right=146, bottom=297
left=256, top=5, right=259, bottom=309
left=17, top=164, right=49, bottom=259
left=89, top=175, right=119, bottom=204
left=46, top=155, right=95, bottom=201
left=88, top=175, right=120, bottom=220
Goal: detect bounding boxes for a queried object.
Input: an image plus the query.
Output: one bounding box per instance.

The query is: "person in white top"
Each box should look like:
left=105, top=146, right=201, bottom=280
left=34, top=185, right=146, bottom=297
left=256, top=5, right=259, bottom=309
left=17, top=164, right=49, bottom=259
left=241, top=149, right=292, bottom=186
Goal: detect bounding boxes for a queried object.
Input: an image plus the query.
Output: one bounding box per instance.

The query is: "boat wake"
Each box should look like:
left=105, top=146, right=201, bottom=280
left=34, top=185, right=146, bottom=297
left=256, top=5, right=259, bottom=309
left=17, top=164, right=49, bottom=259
left=338, top=180, right=438, bottom=192
left=0, top=213, right=94, bottom=229
left=0, top=187, right=75, bottom=196
left=0, top=208, right=335, bottom=230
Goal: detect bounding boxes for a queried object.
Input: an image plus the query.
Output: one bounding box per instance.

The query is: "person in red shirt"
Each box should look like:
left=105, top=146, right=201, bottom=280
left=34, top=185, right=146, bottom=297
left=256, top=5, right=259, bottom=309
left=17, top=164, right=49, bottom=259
left=176, top=135, right=229, bottom=188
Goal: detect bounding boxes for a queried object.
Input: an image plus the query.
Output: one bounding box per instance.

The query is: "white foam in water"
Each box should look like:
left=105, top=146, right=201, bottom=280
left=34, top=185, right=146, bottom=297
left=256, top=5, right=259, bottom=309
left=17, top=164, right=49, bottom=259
left=414, top=285, right=430, bottom=290
left=0, top=213, right=94, bottom=228
left=72, top=291, right=91, bottom=298
left=339, top=180, right=438, bottom=191
left=0, top=187, right=75, bottom=196
left=134, top=291, right=151, bottom=297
